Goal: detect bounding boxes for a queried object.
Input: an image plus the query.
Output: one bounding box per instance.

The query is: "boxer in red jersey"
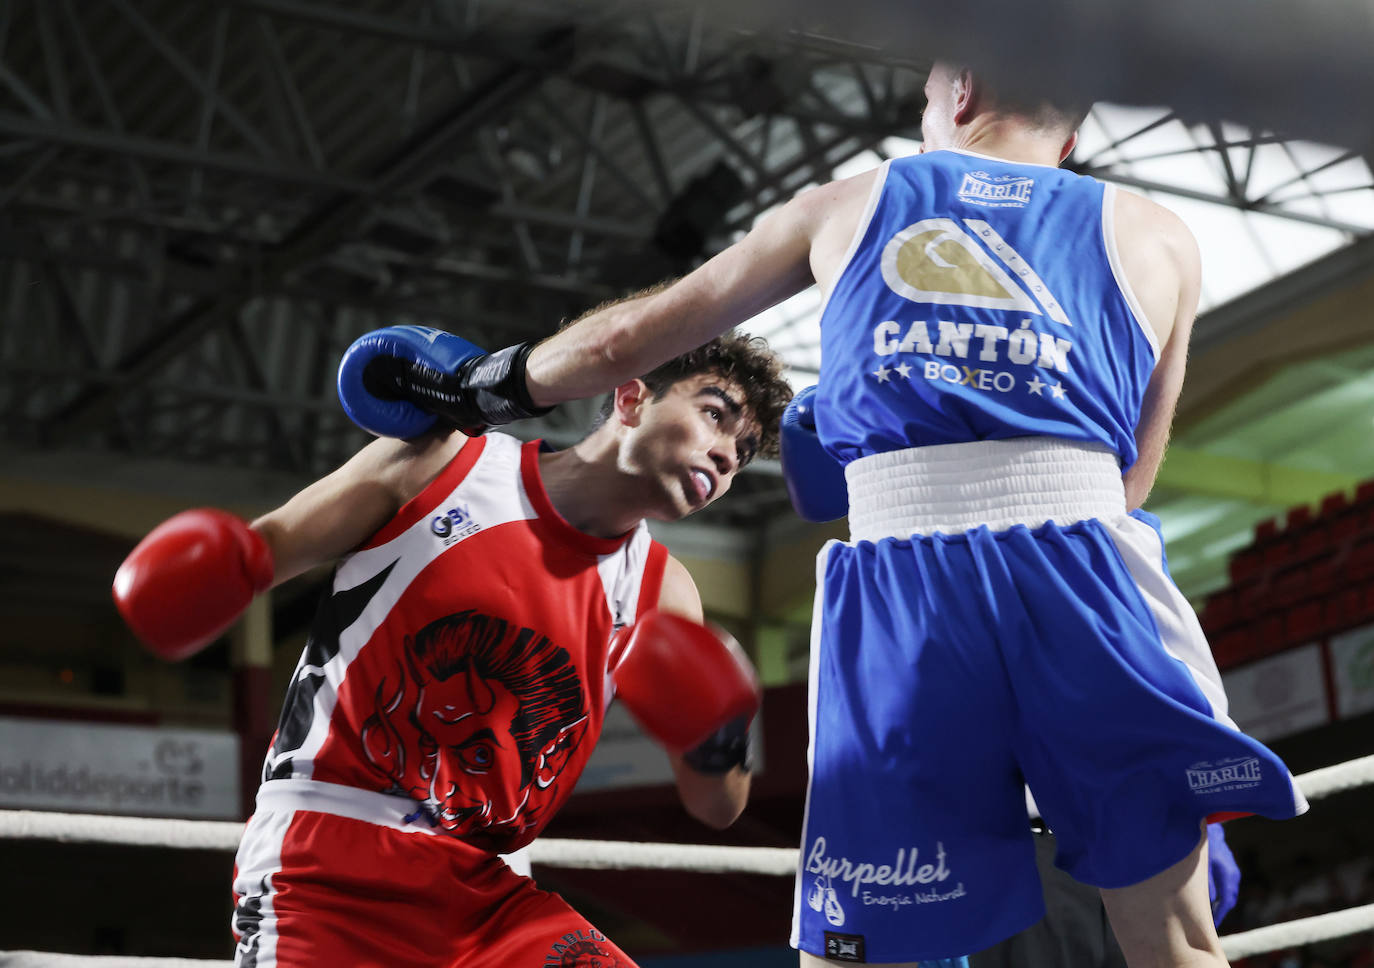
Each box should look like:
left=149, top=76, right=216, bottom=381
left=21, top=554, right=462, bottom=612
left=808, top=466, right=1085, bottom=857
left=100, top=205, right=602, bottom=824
left=113, top=334, right=792, bottom=968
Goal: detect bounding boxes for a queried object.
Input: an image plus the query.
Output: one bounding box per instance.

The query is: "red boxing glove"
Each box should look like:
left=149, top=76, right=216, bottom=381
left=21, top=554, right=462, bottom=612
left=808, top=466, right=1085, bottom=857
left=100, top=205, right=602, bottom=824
left=112, top=509, right=275, bottom=661
left=609, top=610, right=761, bottom=754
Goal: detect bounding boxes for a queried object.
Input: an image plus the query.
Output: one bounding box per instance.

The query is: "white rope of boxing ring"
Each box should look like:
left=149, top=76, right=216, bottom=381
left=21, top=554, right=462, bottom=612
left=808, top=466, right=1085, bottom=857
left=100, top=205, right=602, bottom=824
left=2, top=753, right=1372, bottom=966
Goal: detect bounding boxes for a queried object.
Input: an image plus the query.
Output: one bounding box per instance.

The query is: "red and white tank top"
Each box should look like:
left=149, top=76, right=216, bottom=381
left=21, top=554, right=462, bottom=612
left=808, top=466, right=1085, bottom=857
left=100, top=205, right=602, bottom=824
left=261, top=433, right=667, bottom=853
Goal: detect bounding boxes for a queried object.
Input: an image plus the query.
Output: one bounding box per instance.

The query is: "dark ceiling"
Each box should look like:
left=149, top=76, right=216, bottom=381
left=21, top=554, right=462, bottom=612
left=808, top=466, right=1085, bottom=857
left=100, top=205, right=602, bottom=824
left=2, top=0, right=1372, bottom=586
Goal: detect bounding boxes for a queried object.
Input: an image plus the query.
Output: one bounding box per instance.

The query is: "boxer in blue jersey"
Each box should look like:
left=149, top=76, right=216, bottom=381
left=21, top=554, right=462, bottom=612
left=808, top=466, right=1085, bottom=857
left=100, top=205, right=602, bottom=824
left=420, top=62, right=1307, bottom=968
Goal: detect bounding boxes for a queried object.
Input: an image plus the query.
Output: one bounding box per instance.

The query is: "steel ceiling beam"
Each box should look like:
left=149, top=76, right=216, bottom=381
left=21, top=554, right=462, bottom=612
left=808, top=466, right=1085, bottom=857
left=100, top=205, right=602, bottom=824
left=0, top=111, right=371, bottom=192
left=222, top=0, right=545, bottom=64
left=40, top=41, right=569, bottom=442
left=1074, top=166, right=1374, bottom=236
left=254, top=14, right=325, bottom=169
left=108, top=0, right=278, bottom=159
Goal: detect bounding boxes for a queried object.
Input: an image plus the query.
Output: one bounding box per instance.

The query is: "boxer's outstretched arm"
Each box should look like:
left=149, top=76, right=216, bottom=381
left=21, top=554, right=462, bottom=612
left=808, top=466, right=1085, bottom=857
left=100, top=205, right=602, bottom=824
left=655, top=556, right=752, bottom=830
left=253, top=433, right=456, bottom=585
left=524, top=176, right=861, bottom=407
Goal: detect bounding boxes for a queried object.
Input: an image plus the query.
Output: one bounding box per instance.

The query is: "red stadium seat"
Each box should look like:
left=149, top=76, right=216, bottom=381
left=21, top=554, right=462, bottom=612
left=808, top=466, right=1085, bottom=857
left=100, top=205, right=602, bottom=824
left=1269, top=563, right=1310, bottom=609
left=1307, top=557, right=1338, bottom=599
left=1345, top=536, right=1374, bottom=584
left=1252, top=614, right=1287, bottom=660
left=1229, top=548, right=1264, bottom=585
left=1200, top=590, right=1237, bottom=633
left=1295, top=522, right=1329, bottom=560
left=1285, top=504, right=1314, bottom=533
left=1212, top=627, right=1252, bottom=669
left=1285, top=601, right=1324, bottom=646
left=1262, top=537, right=1299, bottom=571
left=1319, top=491, right=1349, bottom=519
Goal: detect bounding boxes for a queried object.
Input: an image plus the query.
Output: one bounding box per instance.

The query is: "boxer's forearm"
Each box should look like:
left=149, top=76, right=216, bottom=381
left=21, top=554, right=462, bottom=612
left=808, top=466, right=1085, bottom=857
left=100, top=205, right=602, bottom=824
left=525, top=288, right=693, bottom=406
left=669, top=755, right=750, bottom=830
left=526, top=195, right=819, bottom=407
left=251, top=435, right=430, bottom=585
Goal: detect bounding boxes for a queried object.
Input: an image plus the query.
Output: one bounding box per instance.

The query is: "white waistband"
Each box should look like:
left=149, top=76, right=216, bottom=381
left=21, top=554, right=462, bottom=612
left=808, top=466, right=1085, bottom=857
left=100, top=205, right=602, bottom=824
left=255, top=778, right=440, bottom=836
left=845, top=437, right=1126, bottom=541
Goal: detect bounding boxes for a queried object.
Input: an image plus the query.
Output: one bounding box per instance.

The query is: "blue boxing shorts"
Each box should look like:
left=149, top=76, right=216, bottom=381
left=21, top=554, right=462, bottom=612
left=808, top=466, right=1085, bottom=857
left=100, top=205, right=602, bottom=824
left=791, top=439, right=1308, bottom=963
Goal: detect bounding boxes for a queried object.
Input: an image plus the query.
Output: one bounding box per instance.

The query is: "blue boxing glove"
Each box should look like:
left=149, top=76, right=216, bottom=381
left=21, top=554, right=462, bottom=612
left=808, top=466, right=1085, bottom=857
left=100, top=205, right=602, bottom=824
left=338, top=325, right=483, bottom=438
left=780, top=385, right=848, bottom=522
left=1207, top=823, right=1240, bottom=927
left=337, top=326, right=551, bottom=438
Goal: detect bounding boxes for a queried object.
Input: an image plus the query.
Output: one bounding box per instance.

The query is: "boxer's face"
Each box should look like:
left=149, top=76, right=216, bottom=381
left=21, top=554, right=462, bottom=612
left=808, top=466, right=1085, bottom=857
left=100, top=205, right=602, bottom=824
left=619, top=372, right=759, bottom=520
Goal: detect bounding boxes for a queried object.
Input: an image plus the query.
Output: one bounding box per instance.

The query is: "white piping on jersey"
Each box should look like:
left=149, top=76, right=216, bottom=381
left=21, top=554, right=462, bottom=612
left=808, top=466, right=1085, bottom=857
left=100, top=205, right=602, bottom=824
left=1101, top=183, right=1161, bottom=362
left=596, top=524, right=653, bottom=713
left=814, top=159, right=892, bottom=326
left=944, top=147, right=1064, bottom=170
left=962, top=217, right=1073, bottom=327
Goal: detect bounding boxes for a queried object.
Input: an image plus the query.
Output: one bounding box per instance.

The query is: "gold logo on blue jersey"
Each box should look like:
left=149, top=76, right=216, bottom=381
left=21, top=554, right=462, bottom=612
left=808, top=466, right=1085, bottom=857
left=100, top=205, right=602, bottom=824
left=881, top=218, right=1039, bottom=314
left=880, top=218, right=1074, bottom=328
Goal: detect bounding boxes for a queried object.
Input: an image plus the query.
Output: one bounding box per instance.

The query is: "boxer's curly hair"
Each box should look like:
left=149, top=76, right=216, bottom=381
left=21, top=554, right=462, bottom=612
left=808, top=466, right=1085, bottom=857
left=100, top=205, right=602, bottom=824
left=591, top=332, right=793, bottom=462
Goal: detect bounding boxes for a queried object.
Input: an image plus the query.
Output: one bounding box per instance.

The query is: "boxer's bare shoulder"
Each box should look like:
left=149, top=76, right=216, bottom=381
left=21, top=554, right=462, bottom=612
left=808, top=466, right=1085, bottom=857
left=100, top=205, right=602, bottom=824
left=800, top=167, right=887, bottom=291
left=1110, top=187, right=1202, bottom=352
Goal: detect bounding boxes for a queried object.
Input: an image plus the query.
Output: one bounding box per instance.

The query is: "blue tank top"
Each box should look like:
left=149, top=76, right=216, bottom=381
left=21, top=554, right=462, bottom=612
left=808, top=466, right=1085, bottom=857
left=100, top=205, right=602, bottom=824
left=816, top=149, right=1158, bottom=470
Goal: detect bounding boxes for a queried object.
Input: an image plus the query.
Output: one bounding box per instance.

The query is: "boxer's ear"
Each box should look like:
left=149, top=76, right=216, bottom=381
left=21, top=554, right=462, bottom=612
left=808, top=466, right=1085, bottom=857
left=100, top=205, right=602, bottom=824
left=952, top=69, right=978, bottom=124
left=1059, top=131, right=1079, bottom=164
left=611, top=379, right=650, bottom=428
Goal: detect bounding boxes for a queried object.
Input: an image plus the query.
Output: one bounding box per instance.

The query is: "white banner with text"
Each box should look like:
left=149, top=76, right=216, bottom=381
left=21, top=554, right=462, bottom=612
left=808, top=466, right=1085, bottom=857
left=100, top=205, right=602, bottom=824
left=1222, top=643, right=1330, bottom=742
left=0, top=716, right=239, bottom=819
left=1329, top=623, right=1374, bottom=719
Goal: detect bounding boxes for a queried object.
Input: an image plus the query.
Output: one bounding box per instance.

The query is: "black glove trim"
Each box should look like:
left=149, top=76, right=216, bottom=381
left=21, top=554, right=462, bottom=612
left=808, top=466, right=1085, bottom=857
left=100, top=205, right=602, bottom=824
left=379, top=340, right=554, bottom=433
left=681, top=714, right=754, bottom=775
left=463, top=341, right=555, bottom=426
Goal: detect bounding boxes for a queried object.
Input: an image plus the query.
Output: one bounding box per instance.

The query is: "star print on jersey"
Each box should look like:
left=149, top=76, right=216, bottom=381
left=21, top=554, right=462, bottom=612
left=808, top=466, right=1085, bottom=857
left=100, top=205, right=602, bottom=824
left=868, top=354, right=1075, bottom=407
left=870, top=317, right=1073, bottom=402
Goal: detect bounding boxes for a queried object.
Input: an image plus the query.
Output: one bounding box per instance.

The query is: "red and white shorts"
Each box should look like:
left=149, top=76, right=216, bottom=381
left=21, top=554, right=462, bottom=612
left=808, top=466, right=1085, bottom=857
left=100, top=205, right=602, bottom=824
left=232, top=779, right=636, bottom=967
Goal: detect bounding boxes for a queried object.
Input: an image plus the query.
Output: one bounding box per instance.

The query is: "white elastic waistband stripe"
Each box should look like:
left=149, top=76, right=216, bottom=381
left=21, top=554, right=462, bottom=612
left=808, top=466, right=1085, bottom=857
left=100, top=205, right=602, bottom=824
left=845, top=437, right=1126, bottom=541
left=255, top=778, right=439, bottom=835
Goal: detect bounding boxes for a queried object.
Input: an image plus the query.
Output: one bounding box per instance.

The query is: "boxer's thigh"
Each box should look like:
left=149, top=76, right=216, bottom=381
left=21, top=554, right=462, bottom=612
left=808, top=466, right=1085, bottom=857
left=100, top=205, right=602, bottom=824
left=967, top=833, right=1125, bottom=968
left=233, top=808, right=518, bottom=967
left=466, top=881, right=639, bottom=968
